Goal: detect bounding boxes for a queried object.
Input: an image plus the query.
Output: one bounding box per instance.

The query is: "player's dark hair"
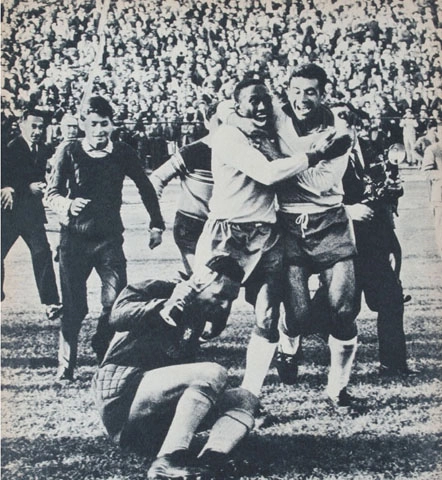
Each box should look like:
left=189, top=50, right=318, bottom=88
left=427, top=118, right=438, bottom=129
left=289, top=63, right=328, bottom=94
left=81, top=96, right=114, bottom=120
left=206, top=255, right=244, bottom=283
left=233, top=77, right=266, bottom=102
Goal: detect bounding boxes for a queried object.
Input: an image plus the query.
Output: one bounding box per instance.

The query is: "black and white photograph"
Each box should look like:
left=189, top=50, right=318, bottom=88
left=1, top=0, right=441, bottom=479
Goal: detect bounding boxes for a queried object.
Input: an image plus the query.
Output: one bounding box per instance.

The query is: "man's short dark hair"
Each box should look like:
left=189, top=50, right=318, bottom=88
left=206, top=102, right=219, bottom=122
left=81, top=96, right=114, bottom=120
left=206, top=255, right=244, bottom=283
left=289, top=63, right=328, bottom=94
left=20, top=108, right=46, bottom=122
left=233, top=77, right=266, bottom=102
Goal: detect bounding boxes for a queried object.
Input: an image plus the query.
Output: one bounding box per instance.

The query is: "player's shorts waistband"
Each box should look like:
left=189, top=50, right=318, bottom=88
left=217, top=220, right=276, bottom=229
left=278, top=203, right=343, bottom=214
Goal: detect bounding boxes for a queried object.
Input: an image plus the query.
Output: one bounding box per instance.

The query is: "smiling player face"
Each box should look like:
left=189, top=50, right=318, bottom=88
left=235, top=84, right=273, bottom=128
left=81, top=113, right=114, bottom=149
left=287, top=76, right=323, bottom=122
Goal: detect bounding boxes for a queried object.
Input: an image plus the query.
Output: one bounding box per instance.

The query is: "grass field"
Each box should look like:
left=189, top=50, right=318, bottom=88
left=2, top=171, right=442, bottom=479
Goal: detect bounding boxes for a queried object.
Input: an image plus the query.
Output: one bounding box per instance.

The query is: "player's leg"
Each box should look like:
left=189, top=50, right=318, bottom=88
left=321, top=258, right=358, bottom=405
left=241, top=244, right=283, bottom=396
left=197, top=387, right=259, bottom=474
left=92, top=236, right=127, bottom=362
left=57, top=229, right=92, bottom=379
left=240, top=271, right=281, bottom=396
left=173, top=211, right=205, bottom=276
left=276, top=263, right=311, bottom=384
left=130, top=363, right=227, bottom=479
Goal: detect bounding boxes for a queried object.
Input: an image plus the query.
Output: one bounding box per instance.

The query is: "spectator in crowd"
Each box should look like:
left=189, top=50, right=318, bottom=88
left=400, top=108, right=419, bottom=166
left=1, top=108, right=62, bottom=320
left=422, top=123, right=442, bottom=258
left=415, top=118, right=439, bottom=167
left=2, top=0, right=440, bottom=153
left=45, top=96, right=165, bottom=381
left=59, top=113, right=80, bottom=141
left=92, top=255, right=258, bottom=480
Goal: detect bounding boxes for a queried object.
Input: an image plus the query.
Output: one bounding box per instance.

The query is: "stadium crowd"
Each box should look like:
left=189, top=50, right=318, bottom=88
left=2, top=0, right=442, bottom=167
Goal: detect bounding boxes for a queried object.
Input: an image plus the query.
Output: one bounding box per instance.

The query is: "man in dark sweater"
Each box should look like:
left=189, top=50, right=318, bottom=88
left=92, top=255, right=259, bottom=480
left=46, top=96, right=165, bottom=381
left=1, top=109, right=61, bottom=319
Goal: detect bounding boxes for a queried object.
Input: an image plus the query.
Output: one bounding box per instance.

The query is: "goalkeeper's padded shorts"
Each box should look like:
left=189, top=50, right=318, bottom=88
left=92, top=363, right=143, bottom=444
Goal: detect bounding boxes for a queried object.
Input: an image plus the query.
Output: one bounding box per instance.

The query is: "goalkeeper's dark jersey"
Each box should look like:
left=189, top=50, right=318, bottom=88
left=102, top=280, right=206, bottom=372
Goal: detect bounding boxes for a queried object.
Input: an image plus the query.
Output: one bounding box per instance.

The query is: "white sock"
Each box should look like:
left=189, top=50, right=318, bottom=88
left=200, top=408, right=255, bottom=455
left=240, top=333, right=277, bottom=396
left=326, top=335, right=358, bottom=399
left=157, top=386, right=213, bottom=457
left=278, top=332, right=300, bottom=355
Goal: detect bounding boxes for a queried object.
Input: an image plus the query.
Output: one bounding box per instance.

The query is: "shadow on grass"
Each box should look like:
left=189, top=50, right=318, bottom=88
left=2, top=432, right=440, bottom=480
left=236, top=432, right=442, bottom=479
left=1, top=435, right=149, bottom=480
left=0, top=356, right=97, bottom=369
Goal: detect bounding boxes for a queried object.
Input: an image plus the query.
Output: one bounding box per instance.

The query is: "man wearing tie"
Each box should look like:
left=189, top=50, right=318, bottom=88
left=1, top=109, right=62, bottom=320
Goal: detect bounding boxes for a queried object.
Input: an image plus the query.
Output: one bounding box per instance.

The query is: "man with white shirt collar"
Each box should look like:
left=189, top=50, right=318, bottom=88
left=46, top=96, right=165, bottom=381
left=1, top=108, right=62, bottom=320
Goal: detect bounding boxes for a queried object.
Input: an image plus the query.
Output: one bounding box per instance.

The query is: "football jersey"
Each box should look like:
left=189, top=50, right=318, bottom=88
left=172, top=141, right=213, bottom=220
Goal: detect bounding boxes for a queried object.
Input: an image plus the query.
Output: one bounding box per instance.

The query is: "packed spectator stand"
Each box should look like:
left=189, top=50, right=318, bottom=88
left=1, top=0, right=441, bottom=169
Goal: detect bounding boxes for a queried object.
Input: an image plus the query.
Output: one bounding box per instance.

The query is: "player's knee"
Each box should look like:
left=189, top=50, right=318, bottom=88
left=218, top=387, right=259, bottom=424
left=194, top=362, right=228, bottom=396
left=254, top=305, right=280, bottom=341
left=330, top=295, right=358, bottom=322
left=329, top=315, right=357, bottom=340
left=253, top=324, right=279, bottom=342
left=283, top=308, right=310, bottom=337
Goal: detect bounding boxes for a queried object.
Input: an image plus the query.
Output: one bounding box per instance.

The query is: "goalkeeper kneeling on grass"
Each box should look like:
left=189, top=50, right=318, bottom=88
left=92, top=255, right=259, bottom=480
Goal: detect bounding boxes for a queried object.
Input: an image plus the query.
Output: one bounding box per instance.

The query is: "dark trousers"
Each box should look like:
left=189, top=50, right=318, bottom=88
left=1, top=214, right=59, bottom=305
left=58, top=229, right=127, bottom=374
left=310, top=234, right=407, bottom=369
left=354, top=241, right=407, bottom=369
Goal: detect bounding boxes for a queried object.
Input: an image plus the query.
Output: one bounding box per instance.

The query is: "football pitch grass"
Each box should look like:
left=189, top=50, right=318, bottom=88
left=2, top=172, right=441, bottom=479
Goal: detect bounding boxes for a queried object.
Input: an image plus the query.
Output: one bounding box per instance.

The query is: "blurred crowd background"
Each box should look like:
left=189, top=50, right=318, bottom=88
left=1, top=0, right=441, bottom=169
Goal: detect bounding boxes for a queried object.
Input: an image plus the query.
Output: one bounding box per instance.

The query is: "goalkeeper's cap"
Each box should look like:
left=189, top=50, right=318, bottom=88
left=205, top=255, right=244, bottom=283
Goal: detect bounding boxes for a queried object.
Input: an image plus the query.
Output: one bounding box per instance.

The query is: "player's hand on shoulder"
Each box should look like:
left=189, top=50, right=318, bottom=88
left=253, top=135, right=282, bottom=160
left=312, top=128, right=352, bottom=161
left=29, top=181, right=46, bottom=196
left=69, top=197, right=91, bottom=216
